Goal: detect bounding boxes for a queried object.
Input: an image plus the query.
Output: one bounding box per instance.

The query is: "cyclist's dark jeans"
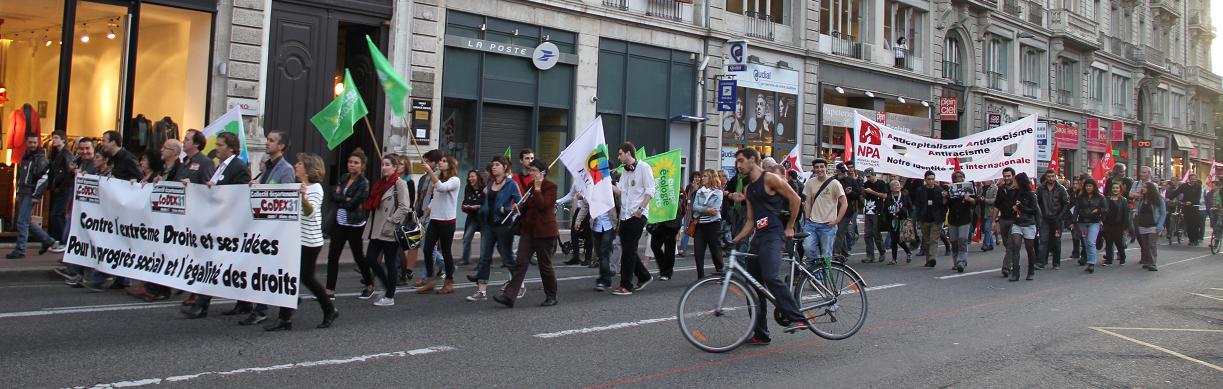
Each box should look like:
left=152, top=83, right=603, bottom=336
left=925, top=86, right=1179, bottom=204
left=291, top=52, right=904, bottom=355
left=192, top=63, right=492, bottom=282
left=748, top=233, right=805, bottom=339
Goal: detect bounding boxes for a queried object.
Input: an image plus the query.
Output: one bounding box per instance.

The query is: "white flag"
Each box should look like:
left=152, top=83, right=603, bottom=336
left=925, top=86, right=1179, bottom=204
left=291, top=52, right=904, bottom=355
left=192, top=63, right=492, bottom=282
left=558, top=116, right=616, bottom=219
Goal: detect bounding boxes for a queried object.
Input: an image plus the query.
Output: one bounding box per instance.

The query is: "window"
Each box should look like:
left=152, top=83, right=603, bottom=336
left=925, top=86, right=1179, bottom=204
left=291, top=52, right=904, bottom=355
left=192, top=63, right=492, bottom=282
left=1088, top=67, right=1106, bottom=112
left=727, top=0, right=791, bottom=24
left=943, top=35, right=963, bottom=83
left=1056, top=59, right=1076, bottom=105
left=820, top=0, right=863, bottom=41
left=1111, top=75, right=1130, bottom=116
left=1171, top=93, right=1183, bottom=127
left=884, top=0, right=926, bottom=58
left=1021, top=48, right=1042, bottom=98
left=596, top=38, right=696, bottom=155
left=985, top=36, right=1008, bottom=91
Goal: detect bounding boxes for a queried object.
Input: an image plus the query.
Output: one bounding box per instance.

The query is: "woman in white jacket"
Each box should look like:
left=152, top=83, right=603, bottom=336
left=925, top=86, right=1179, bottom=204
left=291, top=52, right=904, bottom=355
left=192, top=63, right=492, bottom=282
left=417, top=155, right=461, bottom=294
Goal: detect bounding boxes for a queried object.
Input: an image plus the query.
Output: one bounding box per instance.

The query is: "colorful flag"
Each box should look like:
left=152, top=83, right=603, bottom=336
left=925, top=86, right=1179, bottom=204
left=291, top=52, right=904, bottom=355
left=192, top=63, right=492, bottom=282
left=365, top=35, right=411, bottom=118
left=643, top=149, right=682, bottom=223
left=310, top=69, right=368, bottom=150
left=557, top=116, right=615, bottom=219
left=201, top=107, right=249, bottom=163
left=782, top=146, right=807, bottom=182
left=844, top=128, right=854, bottom=163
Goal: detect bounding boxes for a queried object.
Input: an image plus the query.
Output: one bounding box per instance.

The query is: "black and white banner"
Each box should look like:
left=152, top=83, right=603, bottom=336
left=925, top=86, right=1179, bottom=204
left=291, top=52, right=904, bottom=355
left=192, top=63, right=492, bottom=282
left=852, top=112, right=1038, bottom=182
left=64, top=175, right=303, bottom=308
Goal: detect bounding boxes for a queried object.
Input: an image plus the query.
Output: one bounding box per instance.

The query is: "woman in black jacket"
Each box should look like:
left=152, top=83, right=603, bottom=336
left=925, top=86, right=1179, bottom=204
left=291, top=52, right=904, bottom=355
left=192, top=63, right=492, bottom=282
left=1101, top=182, right=1130, bottom=265
left=883, top=180, right=913, bottom=264
left=1010, top=173, right=1041, bottom=281
left=459, top=170, right=486, bottom=266
left=325, top=150, right=371, bottom=298
left=1075, top=175, right=1108, bottom=273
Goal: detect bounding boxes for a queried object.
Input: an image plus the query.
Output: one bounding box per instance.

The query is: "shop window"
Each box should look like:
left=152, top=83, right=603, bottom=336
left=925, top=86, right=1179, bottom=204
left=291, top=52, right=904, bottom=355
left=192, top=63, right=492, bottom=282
left=626, top=56, right=667, bottom=117
left=67, top=2, right=130, bottom=141
left=441, top=98, right=477, bottom=175
left=442, top=48, right=480, bottom=99
left=596, top=38, right=696, bottom=153
left=538, top=108, right=569, bottom=183
left=0, top=1, right=65, bottom=163
left=596, top=51, right=625, bottom=112
left=669, top=64, right=695, bottom=115
left=131, top=3, right=210, bottom=153
left=540, top=65, right=573, bottom=108
left=601, top=114, right=624, bottom=152
left=626, top=116, right=666, bottom=156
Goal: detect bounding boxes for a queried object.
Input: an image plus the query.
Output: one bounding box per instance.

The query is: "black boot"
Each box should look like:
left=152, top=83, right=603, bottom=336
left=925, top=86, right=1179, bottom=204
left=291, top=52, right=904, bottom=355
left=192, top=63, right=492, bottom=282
left=318, top=309, right=339, bottom=329
left=1008, top=265, right=1021, bottom=282
left=1025, top=270, right=1034, bottom=281
left=263, top=318, right=292, bottom=331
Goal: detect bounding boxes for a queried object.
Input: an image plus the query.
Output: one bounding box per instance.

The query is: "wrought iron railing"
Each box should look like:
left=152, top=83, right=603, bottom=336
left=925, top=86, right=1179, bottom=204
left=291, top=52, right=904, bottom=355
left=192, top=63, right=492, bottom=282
left=830, top=32, right=861, bottom=59
left=646, top=0, right=683, bottom=22
left=744, top=11, right=776, bottom=41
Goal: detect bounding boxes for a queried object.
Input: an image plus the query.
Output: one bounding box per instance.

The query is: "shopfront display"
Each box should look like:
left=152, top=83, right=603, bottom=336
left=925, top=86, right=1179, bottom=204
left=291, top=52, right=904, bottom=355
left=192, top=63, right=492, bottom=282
left=720, top=61, right=799, bottom=161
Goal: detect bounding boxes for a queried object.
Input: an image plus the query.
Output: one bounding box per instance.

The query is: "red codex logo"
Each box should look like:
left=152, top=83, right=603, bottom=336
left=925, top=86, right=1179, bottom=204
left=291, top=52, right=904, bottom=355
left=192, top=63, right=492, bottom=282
left=859, top=121, right=882, bottom=145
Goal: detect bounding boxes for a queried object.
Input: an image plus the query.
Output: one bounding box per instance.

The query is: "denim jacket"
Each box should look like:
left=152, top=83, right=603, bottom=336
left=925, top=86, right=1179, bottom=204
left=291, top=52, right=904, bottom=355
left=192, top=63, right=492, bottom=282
left=480, top=178, right=522, bottom=224
left=690, top=187, right=723, bottom=224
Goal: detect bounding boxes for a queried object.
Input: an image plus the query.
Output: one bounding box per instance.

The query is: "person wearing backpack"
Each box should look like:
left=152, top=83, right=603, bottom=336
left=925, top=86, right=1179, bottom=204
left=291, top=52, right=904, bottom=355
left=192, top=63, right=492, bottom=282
left=1134, top=181, right=1166, bottom=271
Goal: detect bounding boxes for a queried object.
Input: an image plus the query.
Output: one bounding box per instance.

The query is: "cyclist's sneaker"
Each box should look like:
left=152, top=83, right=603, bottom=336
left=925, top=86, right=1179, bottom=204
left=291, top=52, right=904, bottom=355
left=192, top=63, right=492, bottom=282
left=636, top=277, right=654, bottom=292
left=784, top=321, right=810, bottom=334
left=610, top=286, right=633, bottom=296
left=748, top=336, right=771, bottom=346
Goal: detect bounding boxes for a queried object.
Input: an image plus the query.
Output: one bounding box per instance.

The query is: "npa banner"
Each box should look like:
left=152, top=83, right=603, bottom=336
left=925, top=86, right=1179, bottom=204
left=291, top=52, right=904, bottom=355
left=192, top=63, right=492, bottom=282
left=63, top=176, right=303, bottom=308
left=851, top=112, right=1038, bottom=182
left=643, top=149, right=683, bottom=223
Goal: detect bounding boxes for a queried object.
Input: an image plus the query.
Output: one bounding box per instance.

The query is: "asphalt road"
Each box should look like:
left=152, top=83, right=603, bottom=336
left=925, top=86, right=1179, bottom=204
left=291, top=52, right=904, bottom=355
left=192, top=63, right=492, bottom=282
left=1, top=235, right=1220, bottom=388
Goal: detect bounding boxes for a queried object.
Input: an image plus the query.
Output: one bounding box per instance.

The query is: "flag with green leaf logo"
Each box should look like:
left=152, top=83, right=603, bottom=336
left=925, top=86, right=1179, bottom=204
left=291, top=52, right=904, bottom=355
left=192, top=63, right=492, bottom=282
left=310, top=69, right=368, bottom=150
left=365, top=35, right=411, bottom=118
left=643, top=149, right=682, bottom=223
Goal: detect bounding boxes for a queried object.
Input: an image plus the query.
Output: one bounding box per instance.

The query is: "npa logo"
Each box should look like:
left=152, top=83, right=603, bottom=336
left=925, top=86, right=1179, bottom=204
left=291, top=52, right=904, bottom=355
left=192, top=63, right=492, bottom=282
left=149, top=183, right=186, bottom=215
left=858, top=121, right=882, bottom=146
left=75, top=177, right=100, bottom=204
left=249, top=188, right=299, bottom=221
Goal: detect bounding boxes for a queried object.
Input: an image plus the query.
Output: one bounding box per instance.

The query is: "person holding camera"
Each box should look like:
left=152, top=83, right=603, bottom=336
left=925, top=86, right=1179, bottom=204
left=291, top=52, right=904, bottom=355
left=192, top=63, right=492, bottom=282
left=946, top=171, right=977, bottom=273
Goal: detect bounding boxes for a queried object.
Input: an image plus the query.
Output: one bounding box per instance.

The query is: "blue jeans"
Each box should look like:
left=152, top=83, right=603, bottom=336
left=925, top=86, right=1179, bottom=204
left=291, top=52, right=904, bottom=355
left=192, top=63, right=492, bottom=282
left=980, top=216, right=995, bottom=250
left=475, top=224, right=514, bottom=283
left=591, top=229, right=616, bottom=286
left=460, top=218, right=480, bottom=265
left=678, top=215, right=691, bottom=253
left=802, top=220, right=838, bottom=260
left=14, top=194, right=53, bottom=254
left=1078, top=222, right=1102, bottom=265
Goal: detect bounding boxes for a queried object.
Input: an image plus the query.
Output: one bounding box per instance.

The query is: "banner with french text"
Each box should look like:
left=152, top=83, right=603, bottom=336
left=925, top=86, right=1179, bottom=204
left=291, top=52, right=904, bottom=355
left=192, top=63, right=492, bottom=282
left=63, top=175, right=303, bottom=308
left=851, top=112, right=1038, bottom=182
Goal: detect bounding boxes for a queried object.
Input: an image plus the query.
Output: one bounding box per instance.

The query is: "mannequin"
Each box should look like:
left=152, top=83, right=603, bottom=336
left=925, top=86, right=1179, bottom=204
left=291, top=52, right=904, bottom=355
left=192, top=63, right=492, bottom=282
left=153, top=116, right=179, bottom=147
left=7, top=104, right=40, bottom=159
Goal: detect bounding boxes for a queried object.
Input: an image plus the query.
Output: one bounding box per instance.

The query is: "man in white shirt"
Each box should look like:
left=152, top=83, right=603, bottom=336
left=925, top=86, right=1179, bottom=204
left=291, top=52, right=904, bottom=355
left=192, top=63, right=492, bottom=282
left=801, top=158, right=847, bottom=259
left=611, top=142, right=656, bottom=296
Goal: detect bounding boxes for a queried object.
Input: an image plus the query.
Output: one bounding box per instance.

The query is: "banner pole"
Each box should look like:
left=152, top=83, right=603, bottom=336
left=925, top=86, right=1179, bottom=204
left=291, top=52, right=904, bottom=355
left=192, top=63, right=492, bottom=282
left=361, top=116, right=383, bottom=161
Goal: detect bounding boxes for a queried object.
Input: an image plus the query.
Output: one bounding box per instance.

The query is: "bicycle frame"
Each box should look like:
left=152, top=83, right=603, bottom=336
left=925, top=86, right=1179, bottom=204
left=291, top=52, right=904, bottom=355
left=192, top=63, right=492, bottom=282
left=713, top=251, right=838, bottom=315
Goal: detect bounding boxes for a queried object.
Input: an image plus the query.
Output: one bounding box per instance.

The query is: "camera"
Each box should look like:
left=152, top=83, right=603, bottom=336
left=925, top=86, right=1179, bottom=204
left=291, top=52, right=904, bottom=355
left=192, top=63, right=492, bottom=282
left=948, top=182, right=975, bottom=199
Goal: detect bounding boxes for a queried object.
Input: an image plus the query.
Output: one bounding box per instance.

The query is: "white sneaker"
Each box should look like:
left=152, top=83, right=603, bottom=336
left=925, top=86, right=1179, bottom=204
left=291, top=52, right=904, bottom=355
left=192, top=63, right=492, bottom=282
left=373, top=297, right=395, bottom=306
left=49, top=242, right=67, bottom=253
left=465, top=291, right=487, bottom=302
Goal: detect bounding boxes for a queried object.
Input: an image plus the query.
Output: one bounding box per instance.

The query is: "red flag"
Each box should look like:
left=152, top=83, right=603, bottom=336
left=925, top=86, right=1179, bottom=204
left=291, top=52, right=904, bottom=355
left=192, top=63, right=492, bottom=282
left=1209, top=162, right=1218, bottom=190
left=1182, top=164, right=1192, bottom=183
left=1048, top=147, right=1060, bottom=175
left=844, top=129, right=854, bottom=163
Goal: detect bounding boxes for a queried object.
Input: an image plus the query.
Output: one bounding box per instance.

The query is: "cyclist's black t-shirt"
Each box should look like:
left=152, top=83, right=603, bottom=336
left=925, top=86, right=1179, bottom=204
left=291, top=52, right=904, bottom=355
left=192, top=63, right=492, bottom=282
left=747, top=172, right=784, bottom=235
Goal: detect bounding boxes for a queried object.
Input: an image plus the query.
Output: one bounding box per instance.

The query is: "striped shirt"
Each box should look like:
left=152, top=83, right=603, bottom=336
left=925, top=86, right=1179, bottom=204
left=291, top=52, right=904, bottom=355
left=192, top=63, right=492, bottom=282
left=336, top=208, right=366, bottom=227
left=302, top=183, right=324, bottom=247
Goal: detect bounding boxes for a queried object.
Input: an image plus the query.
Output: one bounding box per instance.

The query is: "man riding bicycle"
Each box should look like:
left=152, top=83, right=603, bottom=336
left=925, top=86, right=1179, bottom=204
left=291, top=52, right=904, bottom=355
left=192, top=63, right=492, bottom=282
left=730, top=148, right=809, bottom=345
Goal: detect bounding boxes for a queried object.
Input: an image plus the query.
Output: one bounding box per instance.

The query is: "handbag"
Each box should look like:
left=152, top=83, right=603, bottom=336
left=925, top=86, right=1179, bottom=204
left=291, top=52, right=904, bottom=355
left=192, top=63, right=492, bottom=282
left=686, top=219, right=698, bottom=237
left=389, top=185, right=422, bottom=249
left=900, top=219, right=917, bottom=244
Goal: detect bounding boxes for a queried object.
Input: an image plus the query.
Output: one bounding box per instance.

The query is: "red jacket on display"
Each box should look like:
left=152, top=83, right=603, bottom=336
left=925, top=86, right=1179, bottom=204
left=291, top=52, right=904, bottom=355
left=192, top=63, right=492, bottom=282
left=7, top=104, right=41, bottom=160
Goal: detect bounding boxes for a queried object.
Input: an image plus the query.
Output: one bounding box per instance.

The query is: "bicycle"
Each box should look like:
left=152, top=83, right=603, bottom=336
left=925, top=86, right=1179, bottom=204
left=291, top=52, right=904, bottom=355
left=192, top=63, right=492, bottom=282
left=1209, top=213, right=1222, bottom=255
left=1165, top=203, right=1184, bottom=246
left=677, top=232, right=868, bottom=353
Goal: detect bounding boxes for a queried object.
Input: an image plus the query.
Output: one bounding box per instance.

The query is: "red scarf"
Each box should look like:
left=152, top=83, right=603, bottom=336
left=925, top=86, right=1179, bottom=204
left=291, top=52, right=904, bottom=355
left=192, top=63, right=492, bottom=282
left=366, top=176, right=397, bottom=210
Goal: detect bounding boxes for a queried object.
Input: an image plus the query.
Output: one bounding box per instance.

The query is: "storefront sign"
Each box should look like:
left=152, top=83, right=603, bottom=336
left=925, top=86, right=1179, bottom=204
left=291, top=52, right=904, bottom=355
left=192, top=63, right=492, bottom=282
left=64, top=178, right=303, bottom=308
left=720, top=147, right=738, bottom=177
left=1054, top=123, right=1077, bottom=149
left=444, top=35, right=577, bottom=65
left=226, top=98, right=260, bottom=116
left=1110, top=121, right=1123, bottom=142
left=717, top=79, right=737, bottom=112
left=727, top=40, right=748, bottom=72
left=728, top=63, right=799, bottom=95
left=851, top=112, right=1038, bottom=182
left=986, top=112, right=1002, bottom=129
left=822, top=104, right=932, bottom=135
left=1035, top=121, right=1051, bottom=161
left=411, top=99, right=432, bottom=144
left=1136, top=139, right=1152, bottom=148
left=1086, top=118, right=1107, bottom=152
left=875, top=111, right=887, bottom=125
left=531, top=42, right=559, bottom=70
left=939, top=97, right=957, bottom=121
left=1152, top=136, right=1167, bottom=149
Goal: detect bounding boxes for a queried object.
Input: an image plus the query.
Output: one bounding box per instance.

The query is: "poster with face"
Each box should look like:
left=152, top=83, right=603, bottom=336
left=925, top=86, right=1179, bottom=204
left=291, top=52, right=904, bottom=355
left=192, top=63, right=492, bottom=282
left=746, top=90, right=774, bottom=143
left=775, top=93, right=797, bottom=144
left=721, top=87, right=748, bottom=143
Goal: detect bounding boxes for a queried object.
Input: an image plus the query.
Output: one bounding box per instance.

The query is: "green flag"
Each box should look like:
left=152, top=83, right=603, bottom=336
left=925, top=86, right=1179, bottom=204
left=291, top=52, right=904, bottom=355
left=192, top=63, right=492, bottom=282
left=643, top=149, right=682, bottom=223
left=504, top=146, right=513, bottom=159
left=310, top=69, right=368, bottom=150
left=365, top=35, right=411, bottom=118
left=636, top=147, right=647, bottom=161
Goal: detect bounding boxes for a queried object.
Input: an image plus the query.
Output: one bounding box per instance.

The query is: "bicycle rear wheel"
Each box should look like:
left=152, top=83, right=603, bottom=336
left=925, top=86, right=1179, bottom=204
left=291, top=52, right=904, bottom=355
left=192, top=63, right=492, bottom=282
left=677, top=276, right=758, bottom=353
left=1211, top=230, right=1221, bottom=255
left=793, top=263, right=867, bottom=340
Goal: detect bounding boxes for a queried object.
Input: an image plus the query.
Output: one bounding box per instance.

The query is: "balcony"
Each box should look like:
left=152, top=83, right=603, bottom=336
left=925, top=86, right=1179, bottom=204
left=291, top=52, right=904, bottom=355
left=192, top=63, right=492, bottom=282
left=1150, top=0, right=1181, bottom=26
left=1108, top=36, right=1136, bottom=60
left=1189, top=14, right=1216, bottom=38
left=1088, top=98, right=1105, bottom=114
left=1050, top=8, right=1100, bottom=50
left=743, top=12, right=777, bottom=41
left=1144, top=44, right=1167, bottom=68
left=986, top=71, right=1007, bottom=91
left=1026, top=2, right=1044, bottom=26
left=1055, top=89, right=1073, bottom=105
left=830, top=32, right=863, bottom=60
left=1187, top=66, right=1223, bottom=94
left=645, top=0, right=684, bottom=22
left=1021, top=80, right=1040, bottom=98
left=1003, top=0, right=1022, bottom=16
left=954, top=0, right=999, bottom=12
left=603, top=0, right=627, bottom=10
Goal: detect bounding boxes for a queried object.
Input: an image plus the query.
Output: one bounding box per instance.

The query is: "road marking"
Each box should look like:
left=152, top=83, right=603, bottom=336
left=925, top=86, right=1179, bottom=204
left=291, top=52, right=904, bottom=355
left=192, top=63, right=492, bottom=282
left=75, top=346, right=457, bottom=388
left=535, top=283, right=904, bottom=339
left=936, top=269, right=1001, bottom=280
left=1161, top=254, right=1212, bottom=267
left=1187, top=293, right=1223, bottom=302
left=1092, top=326, right=1223, bottom=333
left=1210, top=288, right=1223, bottom=291
left=1090, top=327, right=1223, bottom=373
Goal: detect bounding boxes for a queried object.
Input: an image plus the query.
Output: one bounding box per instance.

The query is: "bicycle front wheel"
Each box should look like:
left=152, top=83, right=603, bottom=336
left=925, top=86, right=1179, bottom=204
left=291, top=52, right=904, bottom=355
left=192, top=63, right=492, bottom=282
left=1211, top=231, right=1221, bottom=255
left=677, top=276, right=758, bottom=353
left=794, top=263, right=868, bottom=340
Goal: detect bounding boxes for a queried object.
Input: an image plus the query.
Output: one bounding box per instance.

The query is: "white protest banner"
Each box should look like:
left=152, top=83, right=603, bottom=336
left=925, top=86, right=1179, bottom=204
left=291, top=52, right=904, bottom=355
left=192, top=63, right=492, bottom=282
left=63, top=175, right=303, bottom=308
left=851, top=112, right=1038, bottom=182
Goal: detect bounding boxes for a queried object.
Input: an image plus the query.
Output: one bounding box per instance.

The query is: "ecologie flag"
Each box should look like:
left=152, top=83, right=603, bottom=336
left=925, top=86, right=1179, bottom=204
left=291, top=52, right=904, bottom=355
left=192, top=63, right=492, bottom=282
left=643, top=148, right=682, bottom=223
left=614, top=146, right=650, bottom=174
left=201, top=107, right=249, bottom=163
left=310, top=69, right=368, bottom=150
left=558, top=116, right=615, bottom=219
left=504, top=146, right=512, bottom=159
left=365, top=35, right=411, bottom=118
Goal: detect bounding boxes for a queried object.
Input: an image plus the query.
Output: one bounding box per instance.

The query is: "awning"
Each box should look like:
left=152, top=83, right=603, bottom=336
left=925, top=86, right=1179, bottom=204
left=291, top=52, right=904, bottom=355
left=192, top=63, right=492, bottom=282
left=1173, top=134, right=1195, bottom=149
